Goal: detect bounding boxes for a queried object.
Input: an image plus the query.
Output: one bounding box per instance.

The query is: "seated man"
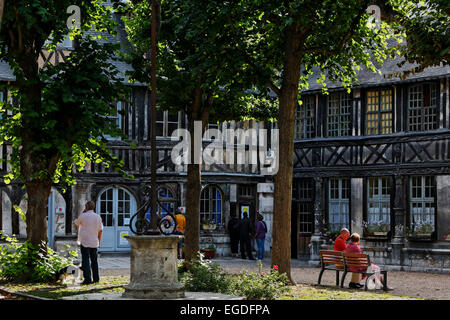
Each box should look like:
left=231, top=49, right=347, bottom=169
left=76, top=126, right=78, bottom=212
left=334, top=227, right=349, bottom=252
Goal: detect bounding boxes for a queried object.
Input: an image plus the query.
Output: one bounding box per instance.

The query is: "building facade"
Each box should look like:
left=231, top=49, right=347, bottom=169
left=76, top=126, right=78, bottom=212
left=292, top=63, right=450, bottom=272
left=0, top=4, right=449, bottom=273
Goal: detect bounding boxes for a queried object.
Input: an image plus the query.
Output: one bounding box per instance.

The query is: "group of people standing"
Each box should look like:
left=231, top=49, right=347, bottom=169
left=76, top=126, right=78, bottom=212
left=228, top=211, right=267, bottom=261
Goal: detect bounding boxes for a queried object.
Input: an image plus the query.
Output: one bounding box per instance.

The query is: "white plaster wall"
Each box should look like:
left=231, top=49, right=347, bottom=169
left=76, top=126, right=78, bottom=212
left=1, top=190, right=12, bottom=235
left=53, top=188, right=66, bottom=236
left=18, top=196, right=27, bottom=238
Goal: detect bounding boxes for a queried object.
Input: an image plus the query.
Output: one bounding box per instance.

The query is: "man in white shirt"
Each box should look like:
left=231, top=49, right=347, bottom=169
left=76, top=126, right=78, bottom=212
left=74, top=201, right=103, bottom=285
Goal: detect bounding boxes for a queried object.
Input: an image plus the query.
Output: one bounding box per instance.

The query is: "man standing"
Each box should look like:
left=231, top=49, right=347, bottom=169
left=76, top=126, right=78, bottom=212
left=227, top=214, right=240, bottom=258
left=174, top=208, right=186, bottom=259
left=239, top=212, right=255, bottom=260
left=74, top=201, right=103, bottom=285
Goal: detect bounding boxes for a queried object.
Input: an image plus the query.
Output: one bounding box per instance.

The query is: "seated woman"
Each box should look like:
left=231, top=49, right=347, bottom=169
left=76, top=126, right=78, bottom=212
left=344, top=233, right=392, bottom=290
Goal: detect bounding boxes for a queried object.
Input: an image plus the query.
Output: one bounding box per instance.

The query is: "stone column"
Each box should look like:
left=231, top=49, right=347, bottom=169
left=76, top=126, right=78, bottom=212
left=123, top=235, right=185, bottom=299
left=309, top=177, right=324, bottom=266
left=351, top=178, right=364, bottom=235
left=257, top=183, right=274, bottom=255
left=71, top=182, right=91, bottom=235
left=391, top=174, right=406, bottom=267
left=436, top=176, right=450, bottom=242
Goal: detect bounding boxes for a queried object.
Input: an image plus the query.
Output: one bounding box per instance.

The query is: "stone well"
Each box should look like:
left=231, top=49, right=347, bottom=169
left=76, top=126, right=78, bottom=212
left=122, top=235, right=185, bottom=299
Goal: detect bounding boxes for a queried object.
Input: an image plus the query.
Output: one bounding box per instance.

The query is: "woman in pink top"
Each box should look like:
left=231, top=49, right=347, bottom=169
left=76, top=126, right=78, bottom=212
left=344, top=233, right=366, bottom=288
left=344, top=233, right=392, bottom=290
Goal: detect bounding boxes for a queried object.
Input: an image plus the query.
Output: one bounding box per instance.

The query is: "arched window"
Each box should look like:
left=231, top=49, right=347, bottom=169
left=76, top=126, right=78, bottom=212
left=200, top=185, right=223, bottom=226
left=157, top=186, right=176, bottom=217
left=145, top=186, right=177, bottom=221
left=97, top=187, right=136, bottom=228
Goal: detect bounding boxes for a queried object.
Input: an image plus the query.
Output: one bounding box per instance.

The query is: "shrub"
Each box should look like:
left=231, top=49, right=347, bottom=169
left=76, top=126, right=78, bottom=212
left=0, top=233, right=77, bottom=283
left=178, top=253, right=290, bottom=299
left=178, top=253, right=232, bottom=293
left=230, top=268, right=290, bottom=300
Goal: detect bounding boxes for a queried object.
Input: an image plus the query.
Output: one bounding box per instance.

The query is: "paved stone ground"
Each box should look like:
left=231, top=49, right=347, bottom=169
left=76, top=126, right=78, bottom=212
left=98, top=254, right=450, bottom=300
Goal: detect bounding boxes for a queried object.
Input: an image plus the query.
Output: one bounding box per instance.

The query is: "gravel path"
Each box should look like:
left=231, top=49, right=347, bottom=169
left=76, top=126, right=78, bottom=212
left=99, top=257, right=450, bottom=300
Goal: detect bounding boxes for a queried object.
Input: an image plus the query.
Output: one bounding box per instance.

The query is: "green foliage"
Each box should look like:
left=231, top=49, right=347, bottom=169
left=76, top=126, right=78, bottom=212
left=178, top=254, right=289, bottom=300
left=390, top=0, right=449, bottom=73
left=178, top=254, right=233, bottom=294
left=0, top=233, right=77, bottom=283
left=230, top=268, right=290, bottom=300
left=0, top=0, right=133, bottom=190
left=122, top=0, right=277, bottom=124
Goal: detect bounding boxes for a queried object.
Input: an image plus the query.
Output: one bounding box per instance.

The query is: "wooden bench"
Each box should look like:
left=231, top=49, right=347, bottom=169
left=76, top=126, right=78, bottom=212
left=318, top=250, right=345, bottom=286
left=341, top=252, right=389, bottom=291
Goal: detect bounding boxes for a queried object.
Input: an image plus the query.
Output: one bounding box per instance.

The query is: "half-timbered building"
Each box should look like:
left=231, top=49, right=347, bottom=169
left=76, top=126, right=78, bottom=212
left=0, top=3, right=448, bottom=272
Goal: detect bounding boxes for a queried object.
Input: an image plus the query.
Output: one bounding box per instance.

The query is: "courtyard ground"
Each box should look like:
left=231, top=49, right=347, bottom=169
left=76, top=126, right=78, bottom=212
left=98, top=254, right=449, bottom=300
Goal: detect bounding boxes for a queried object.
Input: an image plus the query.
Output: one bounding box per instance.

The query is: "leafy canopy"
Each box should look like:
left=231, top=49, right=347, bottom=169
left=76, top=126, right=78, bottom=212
left=122, top=0, right=277, bottom=124
left=0, top=0, right=133, bottom=187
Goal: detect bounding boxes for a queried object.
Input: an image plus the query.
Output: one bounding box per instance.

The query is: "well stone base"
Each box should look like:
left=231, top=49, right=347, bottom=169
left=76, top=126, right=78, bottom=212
left=122, top=235, right=185, bottom=299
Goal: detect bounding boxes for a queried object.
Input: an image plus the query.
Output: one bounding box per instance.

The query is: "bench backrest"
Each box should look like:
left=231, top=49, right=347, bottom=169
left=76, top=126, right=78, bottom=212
left=319, top=250, right=344, bottom=267
left=342, top=252, right=371, bottom=269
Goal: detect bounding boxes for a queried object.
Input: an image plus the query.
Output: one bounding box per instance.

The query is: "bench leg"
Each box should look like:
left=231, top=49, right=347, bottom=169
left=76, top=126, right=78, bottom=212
left=336, top=271, right=340, bottom=286
left=318, top=269, right=325, bottom=285
left=340, top=271, right=347, bottom=288
left=364, top=275, right=370, bottom=291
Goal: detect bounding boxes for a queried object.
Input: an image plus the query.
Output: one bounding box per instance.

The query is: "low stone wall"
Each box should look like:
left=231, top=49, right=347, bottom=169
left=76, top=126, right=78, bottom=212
left=200, top=231, right=231, bottom=257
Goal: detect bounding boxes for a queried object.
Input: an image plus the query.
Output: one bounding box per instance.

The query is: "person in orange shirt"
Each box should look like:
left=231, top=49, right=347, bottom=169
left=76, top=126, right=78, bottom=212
left=174, top=208, right=186, bottom=259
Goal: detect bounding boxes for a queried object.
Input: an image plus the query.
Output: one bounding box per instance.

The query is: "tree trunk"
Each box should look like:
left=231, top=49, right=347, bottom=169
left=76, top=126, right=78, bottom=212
left=25, top=181, right=52, bottom=250
left=185, top=161, right=201, bottom=260
left=184, top=86, right=205, bottom=261
left=271, top=25, right=303, bottom=283
left=0, top=0, right=4, bottom=32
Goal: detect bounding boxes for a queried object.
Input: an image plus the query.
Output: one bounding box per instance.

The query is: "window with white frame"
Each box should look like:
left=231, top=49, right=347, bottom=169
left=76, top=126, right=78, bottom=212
left=328, top=178, right=350, bottom=232
left=200, top=185, right=223, bottom=226
left=408, top=83, right=438, bottom=132
left=367, top=177, right=391, bottom=228
left=295, top=95, right=315, bottom=139
left=366, top=89, right=393, bottom=135
left=155, top=110, right=181, bottom=138
left=98, top=187, right=136, bottom=228
left=327, top=92, right=352, bottom=137
left=410, top=176, right=436, bottom=233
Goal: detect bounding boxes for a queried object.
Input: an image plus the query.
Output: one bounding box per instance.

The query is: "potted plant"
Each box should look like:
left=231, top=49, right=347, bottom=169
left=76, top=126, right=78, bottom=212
left=363, top=220, right=390, bottom=237
left=201, top=218, right=209, bottom=230
left=201, top=219, right=217, bottom=230
left=407, top=220, right=434, bottom=240
left=200, top=245, right=216, bottom=259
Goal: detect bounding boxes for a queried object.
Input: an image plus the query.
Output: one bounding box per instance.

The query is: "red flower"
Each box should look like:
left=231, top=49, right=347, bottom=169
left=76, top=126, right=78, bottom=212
left=272, top=265, right=279, bottom=270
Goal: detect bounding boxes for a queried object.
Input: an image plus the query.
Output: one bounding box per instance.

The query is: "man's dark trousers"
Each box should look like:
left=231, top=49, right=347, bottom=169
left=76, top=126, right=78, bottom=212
left=80, top=245, right=99, bottom=283
left=240, top=235, right=254, bottom=259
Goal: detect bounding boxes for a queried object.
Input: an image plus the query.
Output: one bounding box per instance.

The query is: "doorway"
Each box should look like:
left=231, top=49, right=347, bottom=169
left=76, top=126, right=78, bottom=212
left=97, top=187, right=137, bottom=252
